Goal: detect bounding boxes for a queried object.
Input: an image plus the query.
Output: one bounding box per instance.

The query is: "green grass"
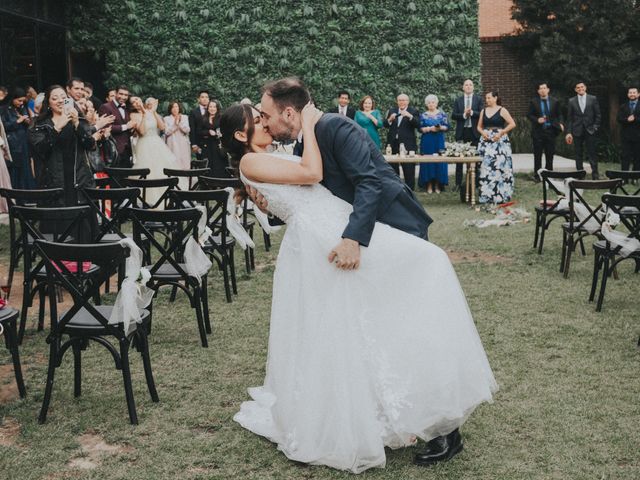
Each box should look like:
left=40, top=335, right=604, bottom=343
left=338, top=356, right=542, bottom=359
left=1, top=171, right=639, bottom=480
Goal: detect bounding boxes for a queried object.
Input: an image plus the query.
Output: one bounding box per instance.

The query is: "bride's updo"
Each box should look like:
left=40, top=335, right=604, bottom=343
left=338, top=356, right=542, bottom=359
left=220, top=103, right=257, bottom=175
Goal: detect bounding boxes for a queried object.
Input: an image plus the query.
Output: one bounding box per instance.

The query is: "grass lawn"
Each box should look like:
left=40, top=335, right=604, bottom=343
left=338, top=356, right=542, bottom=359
left=1, top=168, right=639, bottom=480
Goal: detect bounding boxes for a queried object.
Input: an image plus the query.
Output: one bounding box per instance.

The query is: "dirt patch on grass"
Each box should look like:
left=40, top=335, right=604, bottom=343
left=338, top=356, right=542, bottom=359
left=67, top=432, right=134, bottom=470
left=446, top=249, right=513, bottom=265
left=0, top=364, right=25, bottom=405
left=0, top=416, right=21, bottom=447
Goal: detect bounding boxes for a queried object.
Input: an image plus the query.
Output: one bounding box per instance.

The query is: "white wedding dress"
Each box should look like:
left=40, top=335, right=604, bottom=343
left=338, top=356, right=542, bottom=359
left=234, top=153, right=498, bottom=473
left=133, top=111, right=177, bottom=206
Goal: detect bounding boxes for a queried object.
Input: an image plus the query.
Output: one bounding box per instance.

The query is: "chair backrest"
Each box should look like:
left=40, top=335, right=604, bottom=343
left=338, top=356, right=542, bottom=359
left=125, top=207, right=201, bottom=279
left=169, top=189, right=230, bottom=239
left=123, top=177, right=179, bottom=209
left=104, top=167, right=150, bottom=187
left=34, top=240, right=130, bottom=339
left=13, top=205, right=97, bottom=277
left=81, top=187, right=141, bottom=241
left=0, top=187, right=64, bottom=206
left=567, top=179, right=622, bottom=231
left=198, top=176, right=242, bottom=190
left=538, top=170, right=587, bottom=212
left=605, top=170, right=640, bottom=195
left=601, top=193, right=640, bottom=241
left=191, top=158, right=209, bottom=169
left=163, top=168, right=210, bottom=190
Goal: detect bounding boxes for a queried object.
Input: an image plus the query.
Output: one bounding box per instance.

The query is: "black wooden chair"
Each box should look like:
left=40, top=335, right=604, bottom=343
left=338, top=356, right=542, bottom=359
left=12, top=205, right=98, bottom=343
left=122, top=177, right=179, bottom=210
left=191, top=158, right=209, bottom=169
left=533, top=170, right=586, bottom=254
left=605, top=170, right=640, bottom=195
left=170, top=189, right=237, bottom=303
left=34, top=240, right=157, bottom=424
left=103, top=167, right=150, bottom=187
left=589, top=193, right=640, bottom=313
left=0, top=188, right=63, bottom=300
left=0, top=307, right=26, bottom=399
left=126, top=207, right=211, bottom=347
left=163, top=168, right=210, bottom=191
left=560, top=179, right=622, bottom=278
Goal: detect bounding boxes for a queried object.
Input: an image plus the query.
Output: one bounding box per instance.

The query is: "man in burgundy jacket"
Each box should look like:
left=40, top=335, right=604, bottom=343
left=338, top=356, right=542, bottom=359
left=98, top=85, right=135, bottom=167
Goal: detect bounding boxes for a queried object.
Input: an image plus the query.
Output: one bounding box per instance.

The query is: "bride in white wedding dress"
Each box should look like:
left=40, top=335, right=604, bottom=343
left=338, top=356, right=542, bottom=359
left=130, top=97, right=177, bottom=206
left=221, top=103, right=498, bottom=473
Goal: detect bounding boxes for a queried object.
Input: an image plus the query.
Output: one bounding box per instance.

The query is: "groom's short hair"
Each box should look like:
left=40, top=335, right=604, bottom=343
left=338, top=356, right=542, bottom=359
left=262, top=77, right=310, bottom=112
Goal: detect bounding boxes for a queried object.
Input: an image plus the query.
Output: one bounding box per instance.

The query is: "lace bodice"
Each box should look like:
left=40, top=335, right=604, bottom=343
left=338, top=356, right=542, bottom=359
left=240, top=153, right=352, bottom=226
left=142, top=111, right=160, bottom=137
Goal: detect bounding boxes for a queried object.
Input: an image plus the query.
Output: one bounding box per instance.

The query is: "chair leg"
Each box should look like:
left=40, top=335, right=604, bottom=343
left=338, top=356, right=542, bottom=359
left=538, top=222, right=547, bottom=255
left=221, top=255, right=232, bottom=303
left=201, top=276, right=211, bottom=335
left=6, top=317, right=26, bottom=398
left=229, top=248, right=238, bottom=295
left=193, top=286, right=208, bottom=348
left=589, top=251, right=602, bottom=302
left=533, top=212, right=541, bottom=248
left=6, top=247, right=17, bottom=301
left=38, top=339, right=58, bottom=424
left=37, top=284, right=46, bottom=331
left=72, top=341, right=82, bottom=398
left=578, top=237, right=586, bottom=256
left=263, top=231, right=271, bottom=252
left=563, top=235, right=574, bottom=279
left=18, top=280, right=31, bottom=344
left=169, top=285, right=178, bottom=303
left=560, top=231, right=567, bottom=273
left=137, top=329, right=159, bottom=402
left=119, top=341, right=138, bottom=425
left=596, top=256, right=610, bottom=312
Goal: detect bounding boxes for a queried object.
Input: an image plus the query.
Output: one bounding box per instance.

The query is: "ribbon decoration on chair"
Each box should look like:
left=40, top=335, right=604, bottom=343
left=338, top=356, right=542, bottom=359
left=223, top=187, right=255, bottom=250
left=109, top=237, right=154, bottom=335
left=543, top=175, right=601, bottom=232
left=247, top=199, right=281, bottom=235
left=601, top=210, right=640, bottom=257
left=184, top=205, right=213, bottom=278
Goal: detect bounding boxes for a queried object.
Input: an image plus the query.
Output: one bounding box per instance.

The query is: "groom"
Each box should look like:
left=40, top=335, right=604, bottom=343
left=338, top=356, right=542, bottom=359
left=252, top=78, right=460, bottom=465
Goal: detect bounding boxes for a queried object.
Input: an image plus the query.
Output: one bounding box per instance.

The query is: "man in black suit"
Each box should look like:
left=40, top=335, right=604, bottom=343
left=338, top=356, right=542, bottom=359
left=527, top=82, right=564, bottom=177
left=83, top=82, right=103, bottom=111
left=188, top=90, right=210, bottom=159
left=566, top=81, right=601, bottom=179
left=617, top=86, right=640, bottom=171
left=98, top=85, right=134, bottom=167
left=384, top=93, right=420, bottom=190
left=451, top=79, right=483, bottom=191
left=328, top=90, right=356, bottom=119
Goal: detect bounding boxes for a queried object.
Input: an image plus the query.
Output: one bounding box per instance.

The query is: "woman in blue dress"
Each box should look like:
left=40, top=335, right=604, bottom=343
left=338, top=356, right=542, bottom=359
left=354, top=96, right=383, bottom=149
left=476, top=91, right=517, bottom=205
left=418, top=95, right=449, bottom=193
left=1, top=87, right=35, bottom=190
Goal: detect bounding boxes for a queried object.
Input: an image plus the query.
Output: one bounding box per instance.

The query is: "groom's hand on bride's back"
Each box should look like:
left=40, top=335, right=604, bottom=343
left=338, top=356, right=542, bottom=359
left=328, top=238, right=361, bottom=270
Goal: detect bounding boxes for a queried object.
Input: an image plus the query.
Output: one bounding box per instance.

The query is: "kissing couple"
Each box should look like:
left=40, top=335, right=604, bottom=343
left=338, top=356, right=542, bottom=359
left=219, top=77, right=497, bottom=473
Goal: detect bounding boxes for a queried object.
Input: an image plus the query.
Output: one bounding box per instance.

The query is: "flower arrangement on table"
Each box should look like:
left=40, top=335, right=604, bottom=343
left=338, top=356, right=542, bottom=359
left=443, top=142, right=477, bottom=157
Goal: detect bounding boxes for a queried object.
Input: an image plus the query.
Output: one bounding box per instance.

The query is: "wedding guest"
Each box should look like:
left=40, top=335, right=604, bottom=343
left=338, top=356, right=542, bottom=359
left=164, top=100, right=191, bottom=170
left=33, top=93, right=45, bottom=115
left=0, top=118, right=13, bottom=213
left=66, top=77, right=86, bottom=111
left=98, top=85, right=135, bottom=167
left=565, top=81, right=601, bottom=179
left=354, top=95, right=383, bottom=148
left=477, top=91, right=516, bottom=205
left=84, top=99, right=112, bottom=174
left=29, top=85, right=97, bottom=208
left=526, top=82, right=564, bottom=176
left=189, top=89, right=210, bottom=159
left=418, top=95, right=449, bottom=194
left=0, top=86, right=8, bottom=106
left=617, top=86, right=640, bottom=171
left=1, top=87, right=35, bottom=189
left=104, top=89, right=116, bottom=105
left=329, top=90, right=356, bottom=119
left=83, top=81, right=102, bottom=110
left=385, top=93, right=420, bottom=189
left=451, top=79, right=483, bottom=192
left=25, top=86, right=38, bottom=117
left=202, top=100, right=228, bottom=177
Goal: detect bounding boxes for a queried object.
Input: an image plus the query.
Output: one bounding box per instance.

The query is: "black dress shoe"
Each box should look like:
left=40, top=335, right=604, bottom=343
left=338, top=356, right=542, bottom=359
left=413, top=429, right=463, bottom=467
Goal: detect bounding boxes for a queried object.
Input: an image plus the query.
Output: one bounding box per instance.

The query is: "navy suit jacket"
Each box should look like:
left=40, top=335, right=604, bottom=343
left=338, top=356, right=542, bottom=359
left=617, top=101, right=640, bottom=142
left=312, top=113, right=432, bottom=246
left=451, top=94, right=483, bottom=141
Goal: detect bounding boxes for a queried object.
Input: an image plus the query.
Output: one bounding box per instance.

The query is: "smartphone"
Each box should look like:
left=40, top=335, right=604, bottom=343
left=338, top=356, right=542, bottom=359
left=63, top=98, right=74, bottom=114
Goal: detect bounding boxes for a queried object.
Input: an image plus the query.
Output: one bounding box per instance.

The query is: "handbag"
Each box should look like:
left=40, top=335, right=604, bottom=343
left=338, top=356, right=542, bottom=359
left=100, top=136, right=119, bottom=168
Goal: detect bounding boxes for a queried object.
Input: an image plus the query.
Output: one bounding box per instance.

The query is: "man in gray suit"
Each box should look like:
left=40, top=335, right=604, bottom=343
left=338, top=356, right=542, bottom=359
left=565, top=81, right=601, bottom=179
left=254, top=77, right=432, bottom=268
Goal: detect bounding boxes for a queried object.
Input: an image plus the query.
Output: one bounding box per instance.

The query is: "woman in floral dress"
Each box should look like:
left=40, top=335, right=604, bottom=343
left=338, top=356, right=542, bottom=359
left=476, top=91, right=516, bottom=205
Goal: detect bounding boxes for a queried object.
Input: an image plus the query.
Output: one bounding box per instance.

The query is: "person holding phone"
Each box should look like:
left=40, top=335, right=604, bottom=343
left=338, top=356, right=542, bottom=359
left=1, top=87, right=35, bottom=190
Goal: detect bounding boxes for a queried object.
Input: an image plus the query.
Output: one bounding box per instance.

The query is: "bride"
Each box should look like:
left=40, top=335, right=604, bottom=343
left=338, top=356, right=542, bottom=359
left=220, top=103, right=497, bottom=474
left=130, top=96, right=177, bottom=206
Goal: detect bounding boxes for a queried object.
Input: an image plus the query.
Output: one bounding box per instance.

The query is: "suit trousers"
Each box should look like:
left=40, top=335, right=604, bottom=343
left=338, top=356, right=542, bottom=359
left=390, top=143, right=416, bottom=190
left=621, top=138, right=640, bottom=171
left=455, top=128, right=479, bottom=187
left=532, top=129, right=557, bottom=172
left=574, top=133, right=598, bottom=178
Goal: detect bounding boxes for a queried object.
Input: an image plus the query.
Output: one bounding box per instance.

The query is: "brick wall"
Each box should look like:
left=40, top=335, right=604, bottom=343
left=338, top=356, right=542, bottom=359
left=480, top=37, right=533, bottom=118
left=478, top=0, right=518, bottom=38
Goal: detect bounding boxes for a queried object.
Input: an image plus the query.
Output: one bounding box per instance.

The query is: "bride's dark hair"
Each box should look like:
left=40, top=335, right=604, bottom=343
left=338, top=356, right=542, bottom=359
left=220, top=103, right=257, bottom=176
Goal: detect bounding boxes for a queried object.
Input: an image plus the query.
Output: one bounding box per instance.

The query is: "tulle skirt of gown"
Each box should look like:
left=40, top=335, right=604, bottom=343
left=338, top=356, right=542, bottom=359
left=234, top=187, right=498, bottom=473
left=133, top=126, right=177, bottom=208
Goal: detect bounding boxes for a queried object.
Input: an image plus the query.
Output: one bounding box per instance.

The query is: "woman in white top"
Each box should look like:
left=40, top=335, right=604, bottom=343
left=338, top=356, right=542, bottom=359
left=163, top=100, right=191, bottom=170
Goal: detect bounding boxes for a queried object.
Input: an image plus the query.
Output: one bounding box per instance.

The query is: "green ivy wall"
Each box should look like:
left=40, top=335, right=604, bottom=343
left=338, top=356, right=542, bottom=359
left=70, top=0, right=479, bottom=112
